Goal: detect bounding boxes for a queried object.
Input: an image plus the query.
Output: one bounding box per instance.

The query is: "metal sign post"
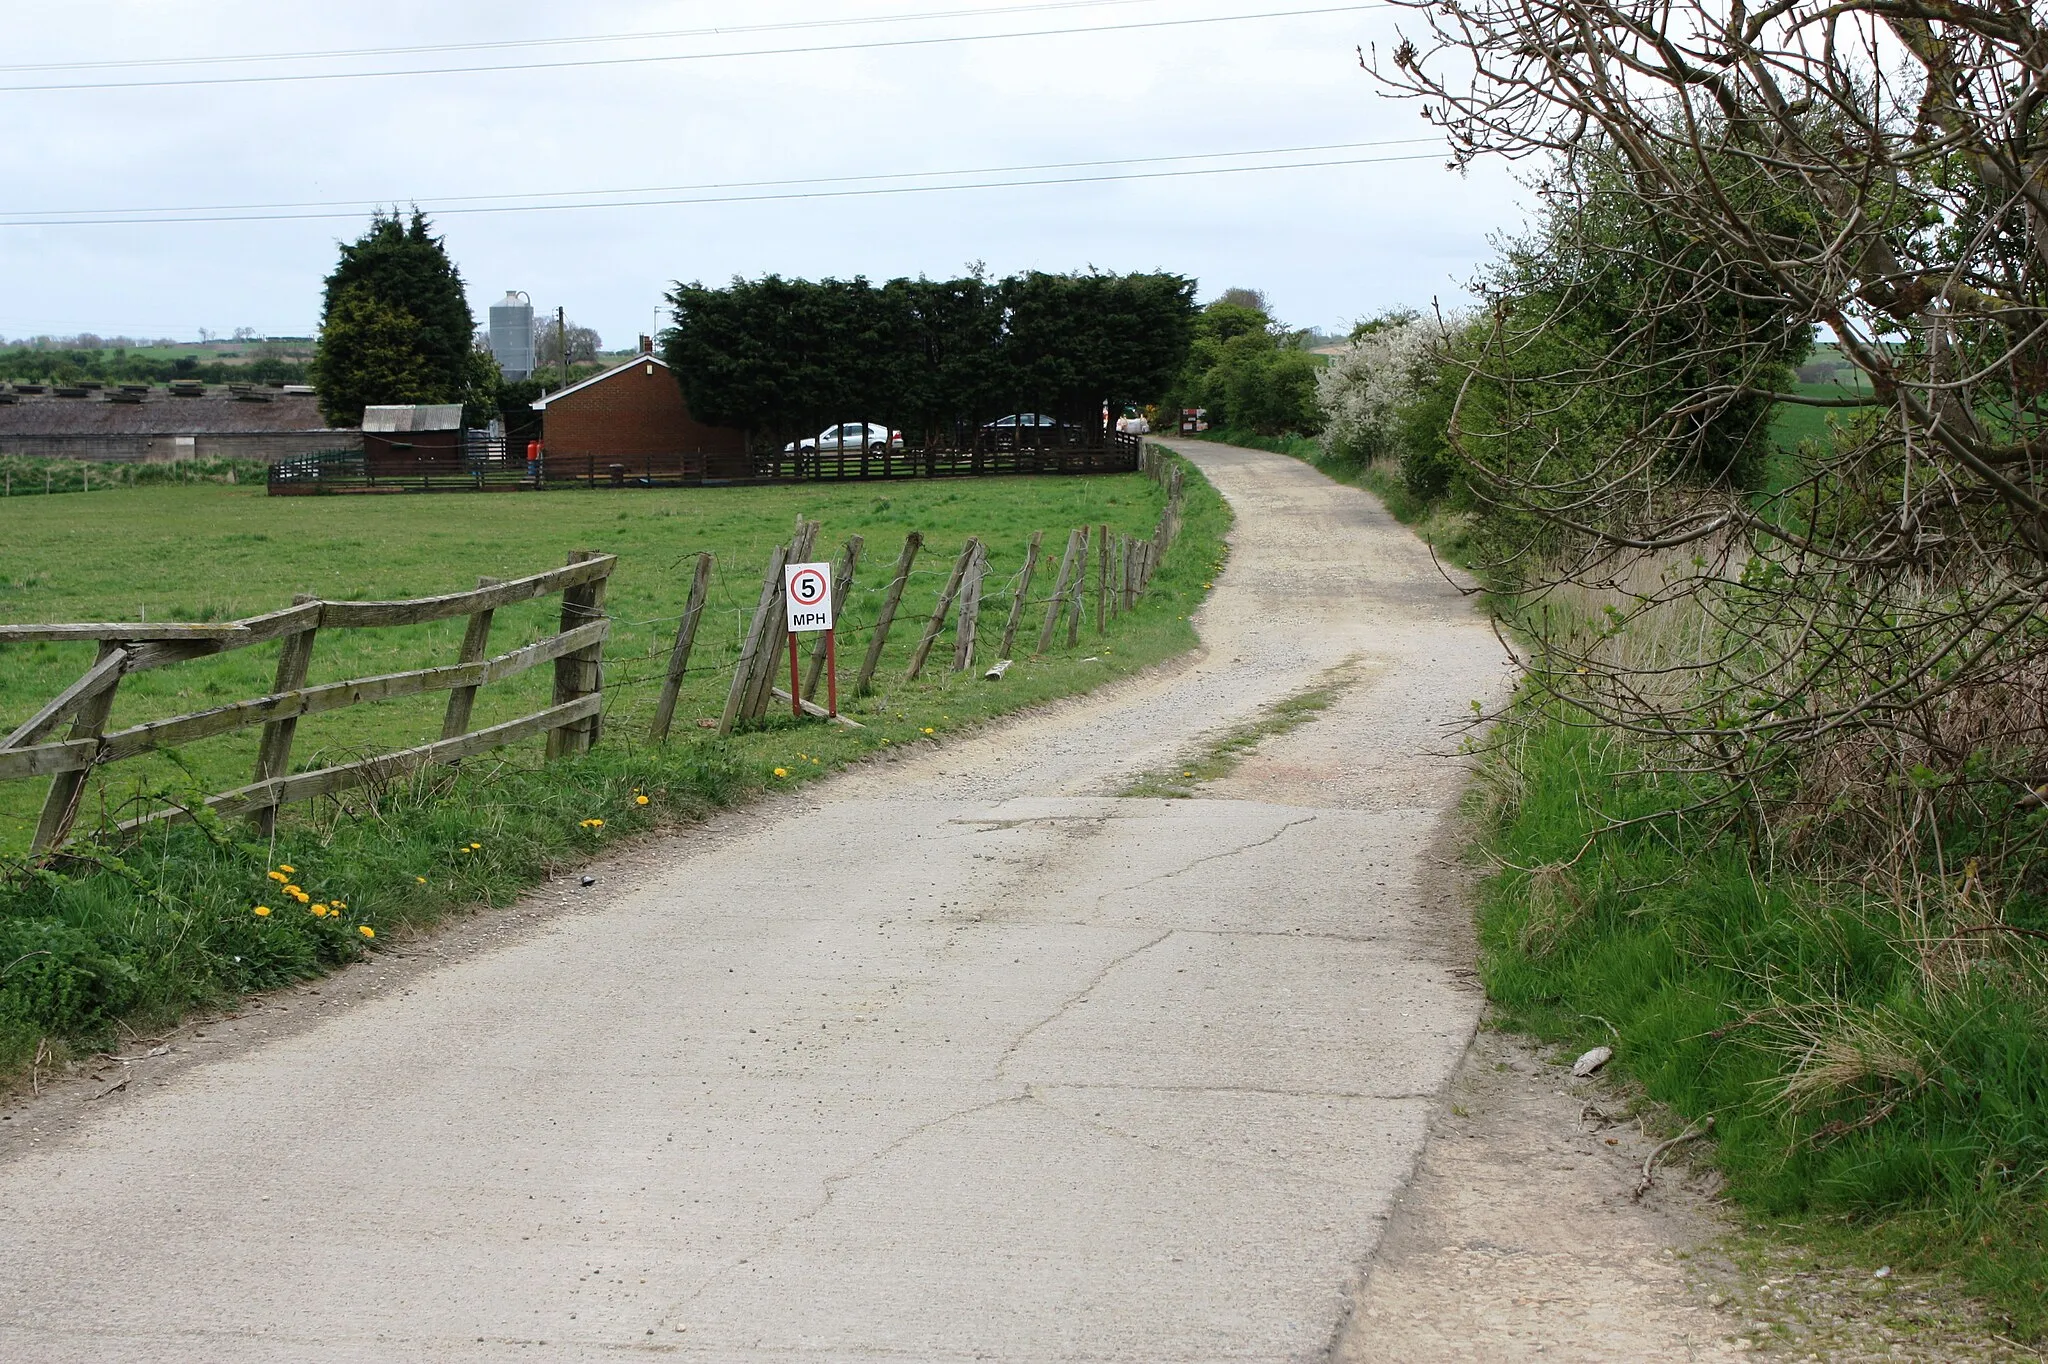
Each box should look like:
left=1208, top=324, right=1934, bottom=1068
left=783, top=561, right=837, bottom=717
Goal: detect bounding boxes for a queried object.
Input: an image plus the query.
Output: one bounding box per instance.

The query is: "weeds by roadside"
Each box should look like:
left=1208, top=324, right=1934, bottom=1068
left=1472, top=713, right=2048, bottom=1339
left=1121, top=661, right=1356, bottom=798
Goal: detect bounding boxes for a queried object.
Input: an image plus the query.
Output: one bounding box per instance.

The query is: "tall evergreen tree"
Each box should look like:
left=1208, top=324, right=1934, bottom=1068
left=310, top=210, right=479, bottom=426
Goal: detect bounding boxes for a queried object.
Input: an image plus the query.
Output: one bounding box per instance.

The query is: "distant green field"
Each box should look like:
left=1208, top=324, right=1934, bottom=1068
left=0, top=476, right=1182, bottom=853
left=1772, top=346, right=1873, bottom=453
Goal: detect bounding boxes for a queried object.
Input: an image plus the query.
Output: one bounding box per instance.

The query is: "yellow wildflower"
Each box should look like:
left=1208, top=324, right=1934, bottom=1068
left=773, top=767, right=789, bottom=778
left=358, top=926, right=375, bottom=939
left=311, top=903, right=328, bottom=916
left=922, top=727, right=934, bottom=736
left=469, top=842, right=482, bottom=850
left=278, top=864, right=295, bottom=874
left=252, top=905, right=271, bottom=918
left=267, top=870, right=289, bottom=883
left=331, top=900, right=346, bottom=909
left=415, top=876, right=427, bottom=884
left=636, top=795, right=649, bottom=806
left=282, top=884, right=302, bottom=897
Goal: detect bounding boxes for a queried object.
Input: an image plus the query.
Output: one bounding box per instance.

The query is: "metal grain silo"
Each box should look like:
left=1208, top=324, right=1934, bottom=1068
left=488, top=291, right=535, bottom=381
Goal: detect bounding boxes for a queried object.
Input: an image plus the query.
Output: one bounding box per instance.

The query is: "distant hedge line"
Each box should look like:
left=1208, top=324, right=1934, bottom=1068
left=663, top=270, right=1196, bottom=445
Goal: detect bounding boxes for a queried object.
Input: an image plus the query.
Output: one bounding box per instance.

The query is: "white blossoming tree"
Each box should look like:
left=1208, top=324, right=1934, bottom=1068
left=1314, top=311, right=1468, bottom=467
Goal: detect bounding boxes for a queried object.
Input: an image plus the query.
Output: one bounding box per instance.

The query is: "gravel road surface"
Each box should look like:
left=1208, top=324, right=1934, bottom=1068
left=0, top=438, right=1517, bottom=1362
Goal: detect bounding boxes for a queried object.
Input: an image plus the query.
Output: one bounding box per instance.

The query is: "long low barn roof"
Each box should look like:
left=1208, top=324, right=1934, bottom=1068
left=0, top=392, right=340, bottom=436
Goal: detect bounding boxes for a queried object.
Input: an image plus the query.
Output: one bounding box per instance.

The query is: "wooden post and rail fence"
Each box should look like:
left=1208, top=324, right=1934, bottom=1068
left=1, top=444, right=1191, bottom=854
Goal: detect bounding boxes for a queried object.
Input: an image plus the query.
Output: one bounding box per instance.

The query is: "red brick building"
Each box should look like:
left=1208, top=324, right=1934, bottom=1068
left=530, top=353, right=748, bottom=481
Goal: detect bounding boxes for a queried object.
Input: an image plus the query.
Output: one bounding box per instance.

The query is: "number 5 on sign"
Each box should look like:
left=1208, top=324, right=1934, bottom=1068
left=783, top=561, right=839, bottom=719
left=784, top=562, right=834, bottom=632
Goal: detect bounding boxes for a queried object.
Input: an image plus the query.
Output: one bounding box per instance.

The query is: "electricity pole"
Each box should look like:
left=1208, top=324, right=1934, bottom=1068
left=558, top=305, right=569, bottom=389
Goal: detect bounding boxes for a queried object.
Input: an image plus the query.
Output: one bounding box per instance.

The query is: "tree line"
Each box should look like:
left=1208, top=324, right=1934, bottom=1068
left=661, top=270, right=1196, bottom=446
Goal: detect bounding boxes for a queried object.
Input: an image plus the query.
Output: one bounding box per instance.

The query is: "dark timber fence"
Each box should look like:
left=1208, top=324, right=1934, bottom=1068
left=268, top=434, right=1142, bottom=495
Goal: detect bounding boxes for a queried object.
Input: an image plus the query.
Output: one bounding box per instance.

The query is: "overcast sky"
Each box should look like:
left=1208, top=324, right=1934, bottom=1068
left=1, top=1, right=1526, bottom=347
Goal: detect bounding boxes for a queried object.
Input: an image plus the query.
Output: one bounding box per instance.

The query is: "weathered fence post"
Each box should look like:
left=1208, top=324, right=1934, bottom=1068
left=803, top=536, right=862, bottom=702
left=856, top=531, right=922, bottom=696
left=29, top=643, right=126, bottom=855
left=906, top=537, right=977, bottom=682
left=1122, top=535, right=1137, bottom=612
left=1066, top=527, right=1089, bottom=649
left=999, top=530, right=1043, bottom=659
left=1096, top=522, right=1110, bottom=634
left=952, top=541, right=988, bottom=673
left=547, top=550, right=609, bottom=758
left=252, top=593, right=320, bottom=835
left=1035, top=529, right=1083, bottom=654
left=649, top=552, right=714, bottom=743
left=441, top=577, right=502, bottom=741
left=719, top=544, right=790, bottom=736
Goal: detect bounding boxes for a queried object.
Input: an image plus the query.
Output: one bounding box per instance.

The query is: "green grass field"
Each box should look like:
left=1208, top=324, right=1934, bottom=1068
left=0, top=474, right=1194, bottom=854
left=0, top=464, right=1230, bottom=1080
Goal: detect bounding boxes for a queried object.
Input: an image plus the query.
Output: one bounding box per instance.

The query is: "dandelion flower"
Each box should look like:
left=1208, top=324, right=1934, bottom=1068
left=773, top=767, right=789, bottom=778
left=253, top=905, right=272, bottom=918
left=636, top=795, right=649, bottom=806
left=331, top=900, right=346, bottom=909
left=278, top=864, right=295, bottom=875
left=311, top=903, right=328, bottom=916
left=267, top=870, right=289, bottom=883
left=282, top=884, right=302, bottom=897
left=469, top=842, right=482, bottom=850
left=415, top=876, right=427, bottom=884
left=358, top=926, right=375, bottom=939
left=922, top=727, right=934, bottom=736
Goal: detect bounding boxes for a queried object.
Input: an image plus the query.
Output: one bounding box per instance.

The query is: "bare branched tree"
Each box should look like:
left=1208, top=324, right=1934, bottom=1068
left=1372, top=2, right=2048, bottom=856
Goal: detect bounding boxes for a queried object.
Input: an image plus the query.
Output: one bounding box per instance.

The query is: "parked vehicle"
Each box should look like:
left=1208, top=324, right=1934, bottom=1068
left=979, top=412, right=1078, bottom=450
left=980, top=413, right=1063, bottom=433
left=785, top=422, right=903, bottom=456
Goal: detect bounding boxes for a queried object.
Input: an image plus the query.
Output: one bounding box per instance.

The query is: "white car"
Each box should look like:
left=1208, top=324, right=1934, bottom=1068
left=785, top=422, right=904, bottom=456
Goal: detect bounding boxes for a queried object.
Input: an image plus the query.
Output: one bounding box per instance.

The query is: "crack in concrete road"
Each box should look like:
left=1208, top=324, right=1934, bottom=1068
left=994, top=930, right=1174, bottom=1080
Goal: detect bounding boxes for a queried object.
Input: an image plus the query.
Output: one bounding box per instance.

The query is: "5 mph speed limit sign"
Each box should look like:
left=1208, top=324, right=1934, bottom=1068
left=784, top=561, right=835, bottom=632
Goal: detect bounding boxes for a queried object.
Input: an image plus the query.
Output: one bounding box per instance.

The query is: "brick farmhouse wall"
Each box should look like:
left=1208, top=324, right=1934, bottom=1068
left=540, top=361, right=748, bottom=478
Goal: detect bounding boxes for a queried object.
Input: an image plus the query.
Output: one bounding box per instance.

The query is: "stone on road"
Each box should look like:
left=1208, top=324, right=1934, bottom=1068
left=0, top=439, right=1514, bottom=1362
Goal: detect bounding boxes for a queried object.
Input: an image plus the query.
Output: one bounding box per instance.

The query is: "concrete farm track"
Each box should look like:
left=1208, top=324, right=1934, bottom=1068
left=2, top=438, right=1535, bottom=1362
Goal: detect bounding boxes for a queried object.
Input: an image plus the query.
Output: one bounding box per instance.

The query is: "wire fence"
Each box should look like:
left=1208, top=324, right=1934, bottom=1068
left=0, top=446, right=1189, bottom=850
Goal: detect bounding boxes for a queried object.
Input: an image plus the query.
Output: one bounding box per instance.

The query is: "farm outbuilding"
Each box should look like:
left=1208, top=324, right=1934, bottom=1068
left=530, top=351, right=748, bottom=482
left=0, top=384, right=355, bottom=463
left=360, top=404, right=467, bottom=476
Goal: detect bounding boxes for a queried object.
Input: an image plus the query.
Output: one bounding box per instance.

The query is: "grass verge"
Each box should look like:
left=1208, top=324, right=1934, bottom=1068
left=0, top=452, right=1233, bottom=1088
left=0, top=452, right=271, bottom=496
left=1473, top=714, right=2048, bottom=1338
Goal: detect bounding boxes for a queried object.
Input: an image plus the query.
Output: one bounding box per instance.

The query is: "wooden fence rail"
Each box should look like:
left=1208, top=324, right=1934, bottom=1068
left=0, top=553, right=616, bottom=854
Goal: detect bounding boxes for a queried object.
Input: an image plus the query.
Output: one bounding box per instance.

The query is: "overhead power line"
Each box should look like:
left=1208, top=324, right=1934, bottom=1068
left=8, top=137, right=1442, bottom=221
left=0, top=150, right=1446, bottom=228
left=0, top=5, right=1384, bottom=94
left=0, top=0, right=1167, bottom=73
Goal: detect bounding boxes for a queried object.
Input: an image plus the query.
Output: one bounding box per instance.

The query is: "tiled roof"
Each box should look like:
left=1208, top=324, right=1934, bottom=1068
left=0, top=390, right=338, bottom=436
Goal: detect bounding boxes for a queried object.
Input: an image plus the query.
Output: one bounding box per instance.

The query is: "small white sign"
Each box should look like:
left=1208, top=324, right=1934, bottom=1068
left=784, top=561, right=835, bottom=632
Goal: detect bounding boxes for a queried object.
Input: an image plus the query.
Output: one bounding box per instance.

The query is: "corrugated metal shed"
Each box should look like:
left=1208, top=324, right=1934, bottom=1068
left=362, top=404, right=465, bottom=433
